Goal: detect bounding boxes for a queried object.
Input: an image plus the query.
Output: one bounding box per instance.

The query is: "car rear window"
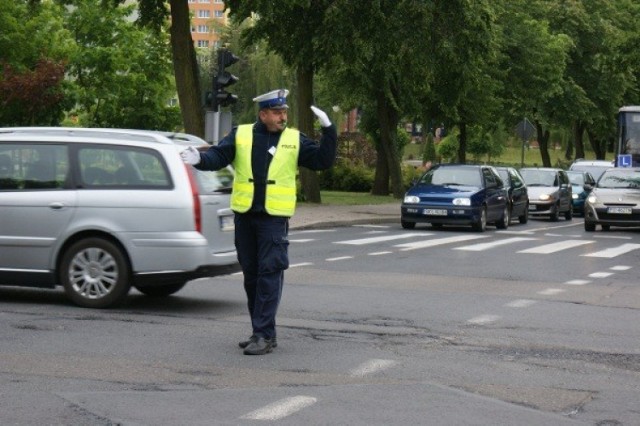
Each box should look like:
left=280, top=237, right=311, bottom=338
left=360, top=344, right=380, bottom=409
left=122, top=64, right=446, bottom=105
left=0, top=143, right=69, bottom=190
left=78, top=145, right=171, bottom=188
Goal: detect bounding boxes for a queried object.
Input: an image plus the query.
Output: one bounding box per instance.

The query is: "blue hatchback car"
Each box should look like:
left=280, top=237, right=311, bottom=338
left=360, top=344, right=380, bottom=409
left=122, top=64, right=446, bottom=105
left=401, top=164, right=509, bottom=232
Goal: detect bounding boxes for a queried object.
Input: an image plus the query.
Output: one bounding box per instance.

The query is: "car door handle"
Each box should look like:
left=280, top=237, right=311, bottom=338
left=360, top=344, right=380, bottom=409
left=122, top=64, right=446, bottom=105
left=49, top=202, right=66, bottom=210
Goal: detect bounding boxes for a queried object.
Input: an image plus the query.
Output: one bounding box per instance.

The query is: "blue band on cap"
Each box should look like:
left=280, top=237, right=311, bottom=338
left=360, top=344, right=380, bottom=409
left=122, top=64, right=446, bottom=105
left=258, top=97, right=287, bottom=109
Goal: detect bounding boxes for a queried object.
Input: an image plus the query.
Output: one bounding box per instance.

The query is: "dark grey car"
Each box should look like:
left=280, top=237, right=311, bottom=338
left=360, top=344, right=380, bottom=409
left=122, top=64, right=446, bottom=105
left=520, top=167, right=573, bottom=221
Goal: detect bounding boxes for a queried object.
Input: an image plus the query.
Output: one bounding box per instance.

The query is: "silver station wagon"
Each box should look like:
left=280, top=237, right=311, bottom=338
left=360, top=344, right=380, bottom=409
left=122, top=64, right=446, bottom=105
left=0, top=127, right=238, bottom=308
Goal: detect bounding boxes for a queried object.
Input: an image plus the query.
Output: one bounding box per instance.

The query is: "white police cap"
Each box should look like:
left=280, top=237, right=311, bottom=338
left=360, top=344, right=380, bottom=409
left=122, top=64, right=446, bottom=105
left=253, top=89, right=289, bottom=110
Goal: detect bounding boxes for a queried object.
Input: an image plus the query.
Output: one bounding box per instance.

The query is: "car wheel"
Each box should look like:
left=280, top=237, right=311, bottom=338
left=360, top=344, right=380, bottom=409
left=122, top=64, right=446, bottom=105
left=565, top=206, right=573, bottom=220
left=496, top=205, right=510, bottom=229
left=60, top=238, right=131, bottom=308
left=401, top=220, right=416, bottom=229
left=519, top=204, right=529, bottom=224
left=584, top=222, right=596, bottom=232
left=472, top=206, right=487, bottom=232
left=601, top=225, right=610, bottom=231
left=135, top=282, right=187, bottom=297
left=550, top=204, right=560, bottom=222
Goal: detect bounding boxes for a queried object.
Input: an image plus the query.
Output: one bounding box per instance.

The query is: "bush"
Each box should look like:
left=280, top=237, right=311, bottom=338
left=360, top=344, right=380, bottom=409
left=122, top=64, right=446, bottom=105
left=319, top=159, right=373, bottom=192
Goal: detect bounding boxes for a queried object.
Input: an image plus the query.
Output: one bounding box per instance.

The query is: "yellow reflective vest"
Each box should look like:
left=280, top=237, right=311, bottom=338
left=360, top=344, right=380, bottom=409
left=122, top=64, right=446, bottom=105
left=231, top=124, right=300, bottom=216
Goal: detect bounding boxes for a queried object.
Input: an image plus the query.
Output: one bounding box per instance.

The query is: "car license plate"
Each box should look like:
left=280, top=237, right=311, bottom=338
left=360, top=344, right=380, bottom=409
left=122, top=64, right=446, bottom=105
left=220, top=215, right=235, bottom=231
left=607, top=207, right=632, bottom=214
left=424, top=209, right=447, bottom=216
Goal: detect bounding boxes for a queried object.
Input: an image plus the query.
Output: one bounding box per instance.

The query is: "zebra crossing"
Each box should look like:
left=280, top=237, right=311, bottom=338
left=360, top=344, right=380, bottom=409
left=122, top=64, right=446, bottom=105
left=289, top=226, right=640, bottom=259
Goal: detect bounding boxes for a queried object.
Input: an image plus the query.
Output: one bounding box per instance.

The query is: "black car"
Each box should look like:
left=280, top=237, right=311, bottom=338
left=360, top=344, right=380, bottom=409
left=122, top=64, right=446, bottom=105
left=495, top=166, right=529, bottom=224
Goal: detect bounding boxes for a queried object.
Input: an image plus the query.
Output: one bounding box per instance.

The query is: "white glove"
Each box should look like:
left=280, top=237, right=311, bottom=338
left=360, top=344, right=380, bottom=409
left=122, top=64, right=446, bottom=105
left=180, top=146, right=201, bottom=165
left=311, top=105, right=331, bottom=128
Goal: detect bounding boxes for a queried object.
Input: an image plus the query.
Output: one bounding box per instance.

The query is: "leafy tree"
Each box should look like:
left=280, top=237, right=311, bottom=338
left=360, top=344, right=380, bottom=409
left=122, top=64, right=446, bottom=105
left=0, top=0, right=74, bottom=125
left=64, top=0, right=180, bottom=130
left=103, top=0, right=205, bottom=136
left=494, top=0, right=571, bottom=167
left=225, top=0, right=337, bottom=203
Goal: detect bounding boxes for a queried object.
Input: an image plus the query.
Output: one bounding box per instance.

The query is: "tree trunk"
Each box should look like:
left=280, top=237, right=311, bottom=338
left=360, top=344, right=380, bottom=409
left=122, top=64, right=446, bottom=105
left=376, top=91, right=403, bottom=199
left=564, top=129, right=573, bottom=160
left=169, top=0, right=204, bottom=137
left=535, top=120, right=552, bottom=167
left=295, top=67, right=321, bottom=203
left=457, top=122, right=467, bottom=163
left=573, top=120, right=585, bottom=160
left=371, top=140, right=389, bottom=195
left=586, top=129, right=607, bottom=159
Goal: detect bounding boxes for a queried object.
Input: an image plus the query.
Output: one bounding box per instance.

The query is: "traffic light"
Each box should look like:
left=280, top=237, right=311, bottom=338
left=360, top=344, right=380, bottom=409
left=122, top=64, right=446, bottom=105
left=212, top=48, right=239, bottom=110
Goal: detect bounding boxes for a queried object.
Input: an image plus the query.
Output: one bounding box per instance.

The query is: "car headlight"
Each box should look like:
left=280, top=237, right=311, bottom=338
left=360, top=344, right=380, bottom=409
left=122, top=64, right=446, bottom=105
left=587, top=194, right=597, bottom=204
left=404, top=195, right=420, bottom=203
left=452, top=198, right=471, bottom=206
left=572, top=193, right=578, bottom=200
left=539, top=194, right=552, bottom=201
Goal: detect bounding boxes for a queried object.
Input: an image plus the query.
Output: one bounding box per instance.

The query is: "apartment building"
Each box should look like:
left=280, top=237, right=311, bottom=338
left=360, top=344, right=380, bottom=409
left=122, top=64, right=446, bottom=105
left=188, top=0, right=227, bottom=49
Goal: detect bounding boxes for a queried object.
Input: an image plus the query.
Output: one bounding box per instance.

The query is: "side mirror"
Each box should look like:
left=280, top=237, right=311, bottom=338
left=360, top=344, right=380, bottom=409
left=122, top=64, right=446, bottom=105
left=583, top=184, right=593, bottom=191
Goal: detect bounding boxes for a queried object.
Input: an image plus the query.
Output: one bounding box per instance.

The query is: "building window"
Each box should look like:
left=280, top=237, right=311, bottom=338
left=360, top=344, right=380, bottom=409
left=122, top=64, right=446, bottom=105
left=188, top=0, right=195, bottom=3
left=198, top=0, right=210, bottom=3
left=190, top=26, right=196, bottom=33
left=214, top=0, right=223, bottom=3
left=198, top=10, right=211, bottom=18
left=215, top=10, right=224, bottom=18
left=197, top=40, right=210, bottom=48
left=197, top=25, right=209, bottom=33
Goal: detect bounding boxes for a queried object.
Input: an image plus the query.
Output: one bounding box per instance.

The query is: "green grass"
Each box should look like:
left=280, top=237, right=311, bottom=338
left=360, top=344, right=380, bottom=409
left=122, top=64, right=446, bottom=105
left=311, top=190, right=396, bottom=205
left=403, top=142, right=611, bottom=167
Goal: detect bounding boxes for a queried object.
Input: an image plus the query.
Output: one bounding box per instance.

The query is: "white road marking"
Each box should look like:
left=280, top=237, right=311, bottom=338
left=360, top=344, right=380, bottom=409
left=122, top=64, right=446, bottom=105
left=290, top=229, right=336, bottom=235
left=353, top=224, right=391, bottom=228
left=290, top=238, right=315, bottom=243
left=518, top=240, right=594, bottom=254
left=565, top=279, right=590, bottom=286
left=326, top=256, right=353, bottom=262
left=504, top=299, right=537, bottom=308
left=545, top=233, right=581, bottom=238
left=336, top=232, right=427, bottom=245
left=289, top=262, right=314, bottom=268
left=349, top=359, right=398, bottom=377
left=537, top=288, right=566, bottom=295
left=582, top=243, right=640, bottom=258
left=610, top=265, right=632, bottom=271
left=396, top=235, right=486, bottom=251
left=467, top=314, right=501, bottom=325
left=455, top=237, right=536, bottom=251
left=588, top=272, right=613, bottom=278
left=241, top=396, right=317, bottom=421
left=368, top=251, right=392, bottom=256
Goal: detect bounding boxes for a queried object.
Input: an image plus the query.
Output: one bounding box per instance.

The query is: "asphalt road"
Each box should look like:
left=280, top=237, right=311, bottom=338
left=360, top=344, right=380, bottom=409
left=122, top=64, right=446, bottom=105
left=1, top=218, right=638, bottom=425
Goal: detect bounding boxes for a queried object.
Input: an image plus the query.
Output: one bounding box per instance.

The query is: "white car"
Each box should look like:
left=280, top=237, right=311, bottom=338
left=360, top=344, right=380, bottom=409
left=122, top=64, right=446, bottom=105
left=0, top=127, right=238, bottom=308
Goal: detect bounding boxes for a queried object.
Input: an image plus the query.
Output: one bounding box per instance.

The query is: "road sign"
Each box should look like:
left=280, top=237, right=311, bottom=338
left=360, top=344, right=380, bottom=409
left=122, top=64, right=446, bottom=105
left=617, top=154, right=632, bottom=167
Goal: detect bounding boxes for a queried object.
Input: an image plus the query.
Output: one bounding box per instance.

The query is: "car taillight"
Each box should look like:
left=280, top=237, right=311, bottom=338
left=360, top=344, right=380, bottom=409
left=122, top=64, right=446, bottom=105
left=184, top=164, right=202, bottom=233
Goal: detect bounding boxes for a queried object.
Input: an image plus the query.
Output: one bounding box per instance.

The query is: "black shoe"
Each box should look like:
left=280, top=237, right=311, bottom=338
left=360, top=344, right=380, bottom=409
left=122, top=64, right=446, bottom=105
left=243, top=337, right=274, bottom=355
left=239, top=335, right=277, bottom=349
left=238, top=335, right=257, bottom=349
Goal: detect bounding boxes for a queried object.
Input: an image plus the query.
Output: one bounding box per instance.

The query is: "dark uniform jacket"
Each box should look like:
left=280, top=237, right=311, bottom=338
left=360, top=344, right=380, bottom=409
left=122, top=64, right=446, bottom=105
left=196, top=120, right=337, bottom=213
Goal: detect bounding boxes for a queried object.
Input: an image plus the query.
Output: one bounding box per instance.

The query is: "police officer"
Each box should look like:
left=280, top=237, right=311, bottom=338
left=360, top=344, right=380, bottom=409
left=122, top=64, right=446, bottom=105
left=181, top=89, right=337, bottom=355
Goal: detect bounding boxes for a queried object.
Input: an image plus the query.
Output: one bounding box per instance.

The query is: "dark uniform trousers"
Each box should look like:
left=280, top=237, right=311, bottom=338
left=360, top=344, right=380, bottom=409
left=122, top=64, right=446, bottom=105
left=234, top=211, right=290, bottom=340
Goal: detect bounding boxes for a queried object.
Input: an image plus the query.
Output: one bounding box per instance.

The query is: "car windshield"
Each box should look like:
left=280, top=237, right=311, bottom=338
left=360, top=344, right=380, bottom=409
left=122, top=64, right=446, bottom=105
left=597, top=170, right=640, bottom=189
left=567, top=172, right=585, bottom=185
left=420, top=167, right=481, bottom=187
left=519, top=169, right=557, bottom=187
left=570, top=164, right=611, bottom=181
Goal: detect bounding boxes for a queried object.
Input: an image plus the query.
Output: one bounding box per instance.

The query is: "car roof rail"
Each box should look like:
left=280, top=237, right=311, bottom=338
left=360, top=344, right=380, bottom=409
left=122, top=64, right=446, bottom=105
left=0, top=127, right=175, bottom=145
